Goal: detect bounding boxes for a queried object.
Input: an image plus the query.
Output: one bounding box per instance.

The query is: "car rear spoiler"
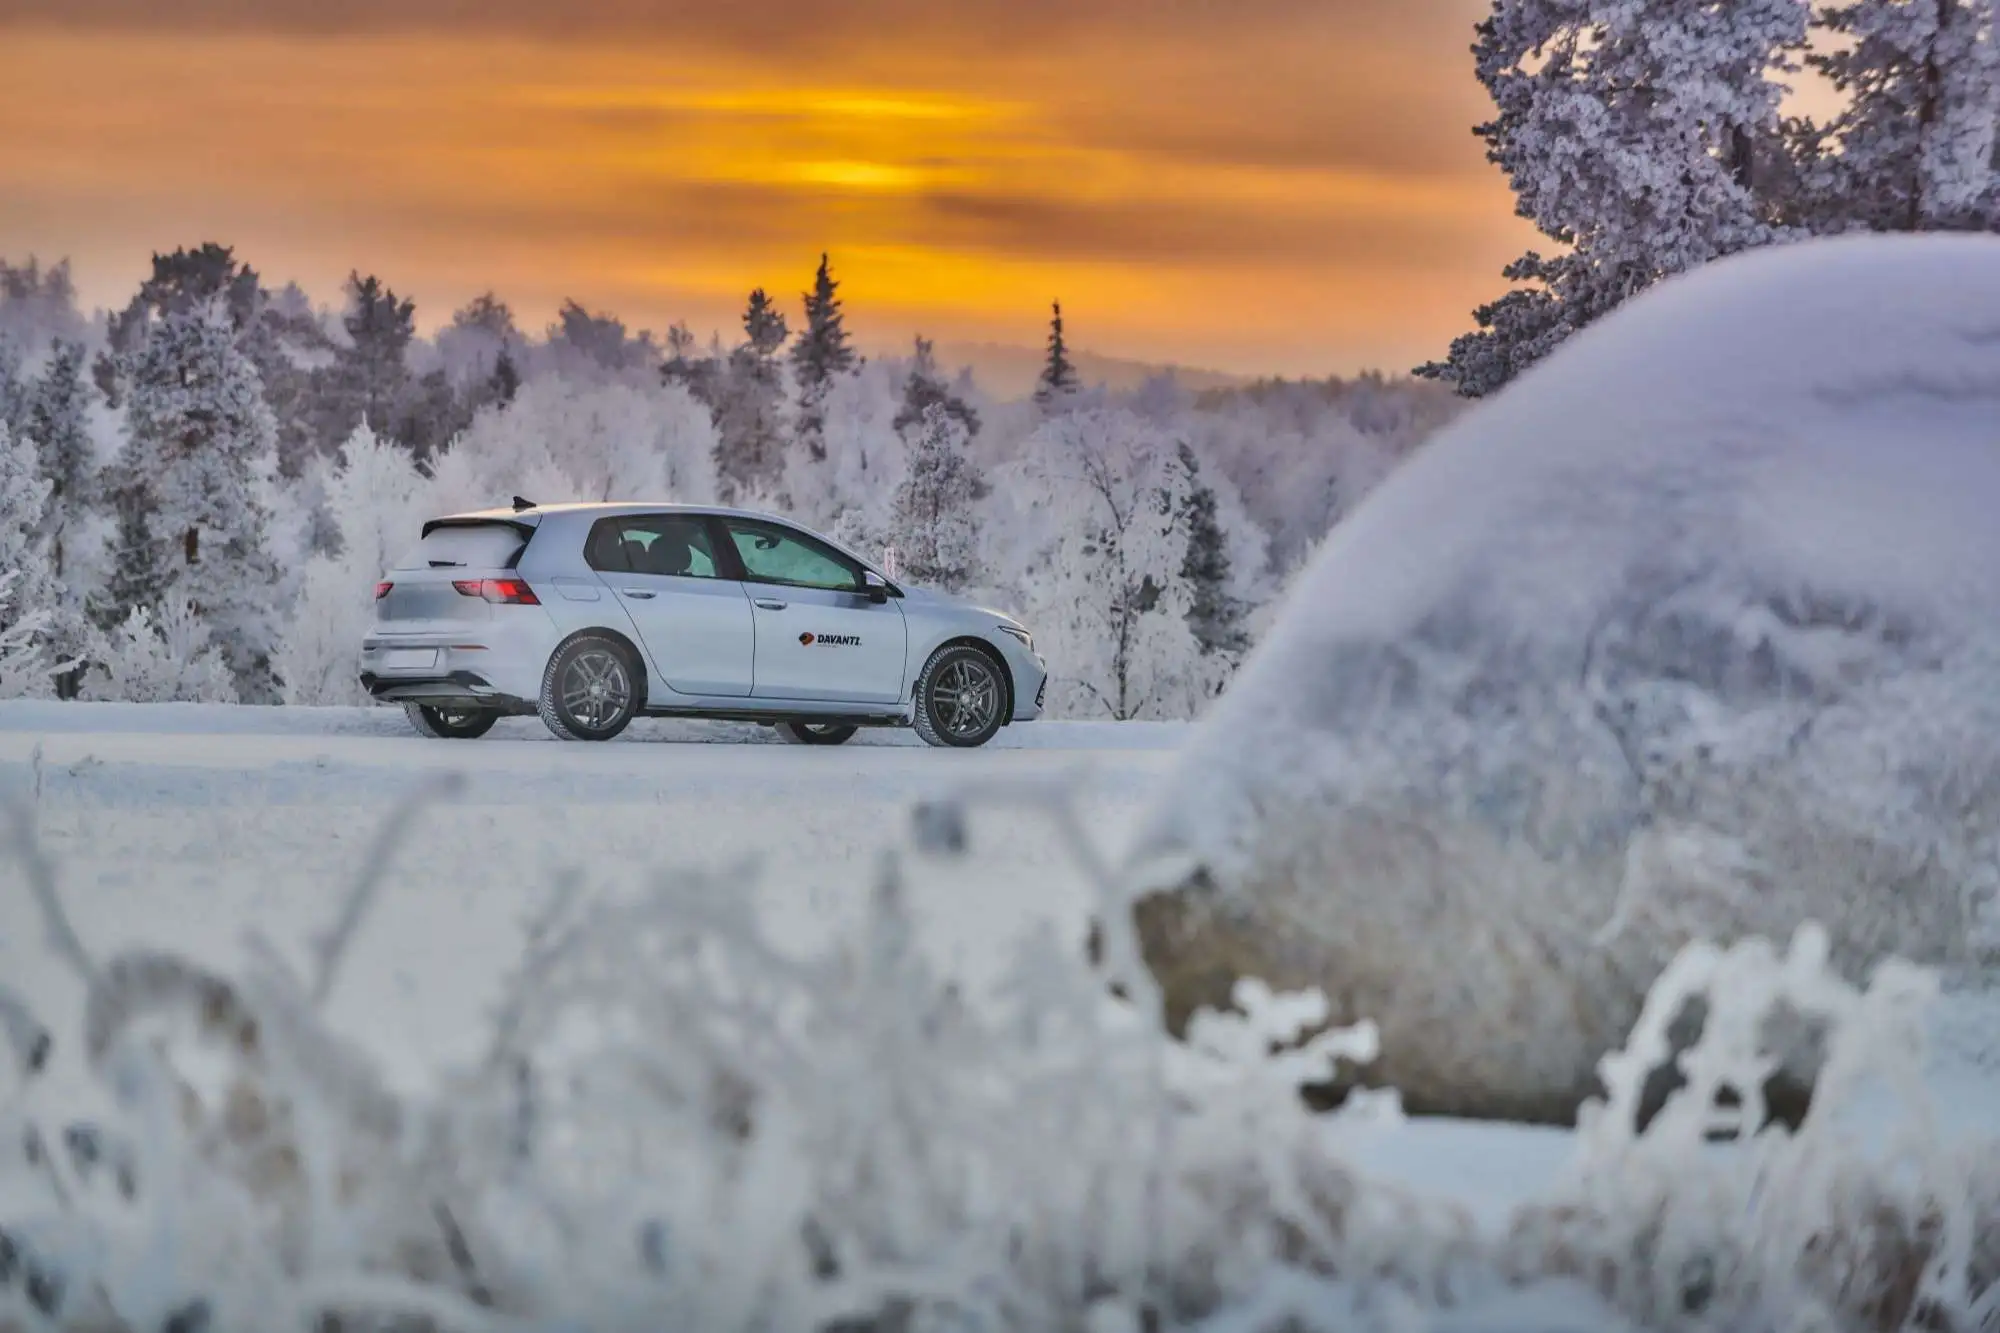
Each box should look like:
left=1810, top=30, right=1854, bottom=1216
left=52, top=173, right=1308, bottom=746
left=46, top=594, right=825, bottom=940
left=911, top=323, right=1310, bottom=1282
left=418, top=515, right=539, bottom=541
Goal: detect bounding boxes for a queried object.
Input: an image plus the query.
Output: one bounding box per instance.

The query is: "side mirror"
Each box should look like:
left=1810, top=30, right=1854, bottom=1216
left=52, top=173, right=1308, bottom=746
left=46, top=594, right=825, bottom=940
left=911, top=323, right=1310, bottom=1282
left=863, top=570, right=894, bottom=604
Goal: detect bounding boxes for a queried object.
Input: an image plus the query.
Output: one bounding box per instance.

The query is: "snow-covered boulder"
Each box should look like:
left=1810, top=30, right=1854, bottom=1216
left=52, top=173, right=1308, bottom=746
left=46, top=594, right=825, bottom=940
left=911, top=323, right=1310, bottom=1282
left=1124, top=235, right=2000, bottom=1125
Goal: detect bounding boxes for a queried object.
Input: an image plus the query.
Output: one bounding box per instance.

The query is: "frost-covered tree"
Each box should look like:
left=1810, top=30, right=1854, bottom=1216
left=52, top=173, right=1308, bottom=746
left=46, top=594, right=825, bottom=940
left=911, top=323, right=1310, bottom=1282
left=887, top=403, right=982, bottom=592
left=0, top=568, right=55, bottom=698
left=0, top=255, right=87, bottom=355
left=1003, top=408, right=1209, bottom=720
left=713, top=288, right=791, bottom=500
left=1421, top=0, right=1807, bottom=397
left=0, top=420, right=56, bottom=698
left=661, top=321, right=722, bottom=411
left=781, top=357, right=904, bottom=533
left=543, top=298, right=661, bottom=383
left=102, top=302, right=281, bottom=699
left=1791, top=0, right=2000, bottom=233
left=791, top=254, right=858, bottom=463
left=29, top=340, right=94, bottom=573
left=275, top=423, right=433, bottom=704
left=26, top=340, right=97, bottom=691
left=435, top=291, right=520, bottom=390
left=892, top=336, right=980, bottom=442
left=443, top=377, right=719, bottom=511
left=312, top=272, right=417, bottom=456
left=0, top=334, right=27, bottom=440
left=1034, top=301, right=1079, bottom=409
left=1176, top=442, right=1249, bottom=661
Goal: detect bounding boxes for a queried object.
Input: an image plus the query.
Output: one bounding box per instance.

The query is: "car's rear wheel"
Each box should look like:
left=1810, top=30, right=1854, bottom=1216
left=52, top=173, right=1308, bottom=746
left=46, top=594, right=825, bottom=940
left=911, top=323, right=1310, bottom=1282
left=540, top=634, right=641, bottom=741
left=912, top=645, right=1008, bottom=749
left=402, top=702, right=498, bottom=740
left=778, top=721, right=858, bottom=746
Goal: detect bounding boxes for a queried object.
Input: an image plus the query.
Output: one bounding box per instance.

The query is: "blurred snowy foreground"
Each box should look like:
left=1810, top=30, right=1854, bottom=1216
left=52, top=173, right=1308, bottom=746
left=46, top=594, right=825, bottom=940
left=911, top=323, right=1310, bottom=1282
left=0, top=701, right=1996, bottom=1333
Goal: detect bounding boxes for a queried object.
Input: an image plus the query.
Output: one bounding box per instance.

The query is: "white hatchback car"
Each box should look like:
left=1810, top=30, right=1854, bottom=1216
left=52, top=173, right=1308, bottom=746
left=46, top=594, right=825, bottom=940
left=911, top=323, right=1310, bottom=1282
left=358, top=500, right=1048, bottom=747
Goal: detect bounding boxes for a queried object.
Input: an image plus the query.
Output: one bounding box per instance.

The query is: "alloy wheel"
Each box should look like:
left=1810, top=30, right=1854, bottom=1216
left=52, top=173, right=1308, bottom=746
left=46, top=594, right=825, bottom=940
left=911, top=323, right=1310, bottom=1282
left=562, top=648, right=632, bottom=732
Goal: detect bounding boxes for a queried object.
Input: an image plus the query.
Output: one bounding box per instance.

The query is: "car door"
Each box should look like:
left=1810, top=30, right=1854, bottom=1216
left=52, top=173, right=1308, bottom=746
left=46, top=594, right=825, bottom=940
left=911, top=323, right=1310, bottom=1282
left=713, top=515, right=908, bottom=705
left=586, top=513, right=755, bottom=698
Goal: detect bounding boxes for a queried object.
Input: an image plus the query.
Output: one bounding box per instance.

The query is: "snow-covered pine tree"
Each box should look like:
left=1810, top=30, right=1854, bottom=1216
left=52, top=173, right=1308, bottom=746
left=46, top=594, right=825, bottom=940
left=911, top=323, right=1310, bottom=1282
left=26, top=340, right=96, bottom=692
left=1034, top=301, right=1079, bottom=409
left=791, top=254, right=858, bottom=464
left=0, top=419, right=56, bottom=698
left=0, top=333, right=27, bottom=438
left=106, top=301, right=282, bottom=700
left=489, top=346, right=522, bottom=407
left=892, top=336, right=980, bottom=442
left=662, top=321, right=722, bottom=410
left=888, top=403, right=982, bottom=592
left=713, top=288, right=791, bottom=500
left=1420, top=0, right=1807, bottom=397
left=313, top=272, right=418, bottom=456
left=1792, top=0, right=2000, bottom=233
left=1175, top=442, right=1249, bottom=662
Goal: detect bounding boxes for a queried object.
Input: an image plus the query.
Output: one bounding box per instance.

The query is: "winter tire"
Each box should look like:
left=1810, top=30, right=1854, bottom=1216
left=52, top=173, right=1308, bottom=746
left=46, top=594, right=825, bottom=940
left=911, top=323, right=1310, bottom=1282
left=778, top=721, right=859, bottom=746
left=539, top=634, right=641, bottom=741
left=912, top=644, right=1008, bottom=749
left=403, top=702, right=498, bottom=739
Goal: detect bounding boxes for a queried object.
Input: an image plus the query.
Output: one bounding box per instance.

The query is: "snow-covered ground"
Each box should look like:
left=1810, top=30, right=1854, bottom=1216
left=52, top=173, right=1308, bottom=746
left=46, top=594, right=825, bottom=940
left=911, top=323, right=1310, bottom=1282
left=0, top=703, right=1594, bottom=1223
left=7, top=703, right=1996, bottom=1216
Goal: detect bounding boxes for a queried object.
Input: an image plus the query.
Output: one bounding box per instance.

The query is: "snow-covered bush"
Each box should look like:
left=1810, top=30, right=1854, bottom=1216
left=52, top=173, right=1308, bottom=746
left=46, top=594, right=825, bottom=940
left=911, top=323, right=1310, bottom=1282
left=1129, top=233, right=2000, bottom=1125
left=1, top=784, right=1994, bottom=1333
left=79, top=595, right=238, bottom=704
left=0, top=570, right=57, bottom=700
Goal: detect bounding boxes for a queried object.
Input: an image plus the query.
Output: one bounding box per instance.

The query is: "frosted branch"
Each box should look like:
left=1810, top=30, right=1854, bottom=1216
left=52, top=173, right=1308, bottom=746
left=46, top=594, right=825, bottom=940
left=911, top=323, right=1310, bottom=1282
left=310, top=769, right=467, bottom=1006
left=2, top=752, right=97, bottom=988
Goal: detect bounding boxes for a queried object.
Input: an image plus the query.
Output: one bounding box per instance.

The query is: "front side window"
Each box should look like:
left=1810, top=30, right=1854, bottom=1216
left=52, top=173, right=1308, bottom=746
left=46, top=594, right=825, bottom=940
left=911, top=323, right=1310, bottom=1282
left=585, top=515, right=722, bottom=579
left=722, top=519, right=862, bottom=592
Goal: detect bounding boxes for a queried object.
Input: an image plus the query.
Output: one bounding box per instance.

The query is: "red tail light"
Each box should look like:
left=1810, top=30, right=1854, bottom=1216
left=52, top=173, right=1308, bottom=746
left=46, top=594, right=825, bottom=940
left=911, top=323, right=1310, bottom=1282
left=453, top=577, right=541, bottom=605
left=374, top=582, right=393, bottom=600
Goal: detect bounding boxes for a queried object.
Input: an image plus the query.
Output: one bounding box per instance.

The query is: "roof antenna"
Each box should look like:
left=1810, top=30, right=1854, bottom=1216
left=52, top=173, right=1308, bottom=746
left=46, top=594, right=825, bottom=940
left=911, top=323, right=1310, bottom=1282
left=511, top=496, right=536, bottom=512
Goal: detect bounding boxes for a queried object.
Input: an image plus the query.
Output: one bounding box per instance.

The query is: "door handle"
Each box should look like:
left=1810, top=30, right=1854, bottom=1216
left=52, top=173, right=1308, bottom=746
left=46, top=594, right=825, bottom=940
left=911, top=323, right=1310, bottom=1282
left=754, top=598, right=788, bottom=611
left=622, top=588, right=657, bottom=600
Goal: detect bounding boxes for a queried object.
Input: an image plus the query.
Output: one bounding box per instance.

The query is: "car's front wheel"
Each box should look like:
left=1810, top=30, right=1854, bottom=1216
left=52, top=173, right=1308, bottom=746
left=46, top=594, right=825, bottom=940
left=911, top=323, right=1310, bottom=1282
left=778, top=721, right=858, bottom=746
left=402, top=702, right=498, bottom=739
left=912, top=645, right=1008, bottom=749
left=540, top=634, right=642, bottom=741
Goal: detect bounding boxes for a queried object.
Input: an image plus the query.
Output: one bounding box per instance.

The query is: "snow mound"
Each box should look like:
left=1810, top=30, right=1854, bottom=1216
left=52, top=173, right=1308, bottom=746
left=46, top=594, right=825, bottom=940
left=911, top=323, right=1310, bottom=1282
left=1126, top=234, right=2000, bottom=1124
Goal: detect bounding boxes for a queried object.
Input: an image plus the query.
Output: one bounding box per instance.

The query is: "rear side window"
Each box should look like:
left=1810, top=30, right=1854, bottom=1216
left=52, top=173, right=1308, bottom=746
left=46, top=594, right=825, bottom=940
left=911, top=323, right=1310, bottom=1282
left=585, top=515, right=723, bottom=580
left=394, top=523, right=528, bottom=571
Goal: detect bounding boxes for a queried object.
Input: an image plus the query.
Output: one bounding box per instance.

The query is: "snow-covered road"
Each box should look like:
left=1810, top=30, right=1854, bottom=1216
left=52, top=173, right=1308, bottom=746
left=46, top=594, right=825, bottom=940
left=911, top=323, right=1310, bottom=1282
left=2, top=701, right=1995, bottom=1242
left=0, top=703, right=1181, bottom=1086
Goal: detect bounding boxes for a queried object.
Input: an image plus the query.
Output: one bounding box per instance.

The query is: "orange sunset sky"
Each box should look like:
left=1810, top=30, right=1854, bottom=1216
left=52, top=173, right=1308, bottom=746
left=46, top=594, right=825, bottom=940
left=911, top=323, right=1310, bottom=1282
left=0, top=1, right=1539, bottom=379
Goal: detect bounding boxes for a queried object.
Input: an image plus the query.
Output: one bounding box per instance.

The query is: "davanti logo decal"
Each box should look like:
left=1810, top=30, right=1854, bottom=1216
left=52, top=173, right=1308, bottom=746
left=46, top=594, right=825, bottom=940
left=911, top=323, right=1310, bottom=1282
left=801, top=632, right=861, bottom=647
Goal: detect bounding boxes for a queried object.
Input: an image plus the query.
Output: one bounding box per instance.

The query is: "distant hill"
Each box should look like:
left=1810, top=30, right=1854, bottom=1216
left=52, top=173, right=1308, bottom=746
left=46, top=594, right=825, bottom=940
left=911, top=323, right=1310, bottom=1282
left=929, top=340, right=1251, bottom=401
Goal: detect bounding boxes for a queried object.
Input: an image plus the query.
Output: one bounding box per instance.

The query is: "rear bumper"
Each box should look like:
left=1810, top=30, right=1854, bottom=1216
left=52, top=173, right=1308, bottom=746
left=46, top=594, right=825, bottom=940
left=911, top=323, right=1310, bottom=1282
left=358, top=669, right=535, bottom=712
left=358, top=629, right=551, bottom=703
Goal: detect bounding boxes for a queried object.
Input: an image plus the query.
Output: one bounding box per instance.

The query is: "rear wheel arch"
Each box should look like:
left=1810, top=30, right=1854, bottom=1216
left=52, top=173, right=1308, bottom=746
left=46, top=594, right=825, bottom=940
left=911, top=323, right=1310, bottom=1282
left=552, top=625, right=650, bottom=711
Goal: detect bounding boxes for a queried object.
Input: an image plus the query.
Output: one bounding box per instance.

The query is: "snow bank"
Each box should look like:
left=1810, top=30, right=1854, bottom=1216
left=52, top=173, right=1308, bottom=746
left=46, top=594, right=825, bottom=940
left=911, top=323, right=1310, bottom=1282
left=1127, top=234, right=2000, bottom=1124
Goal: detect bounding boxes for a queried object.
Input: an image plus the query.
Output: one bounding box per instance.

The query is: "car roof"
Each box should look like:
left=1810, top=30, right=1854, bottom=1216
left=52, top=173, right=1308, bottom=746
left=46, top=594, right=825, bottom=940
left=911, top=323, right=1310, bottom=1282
left=430, top=501, right=797, bottom=527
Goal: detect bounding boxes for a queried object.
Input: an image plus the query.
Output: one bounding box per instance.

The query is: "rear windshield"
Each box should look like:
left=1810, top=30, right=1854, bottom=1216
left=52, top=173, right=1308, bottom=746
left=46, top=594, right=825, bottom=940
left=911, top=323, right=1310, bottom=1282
left=394, top=523, right=528, bottom=571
